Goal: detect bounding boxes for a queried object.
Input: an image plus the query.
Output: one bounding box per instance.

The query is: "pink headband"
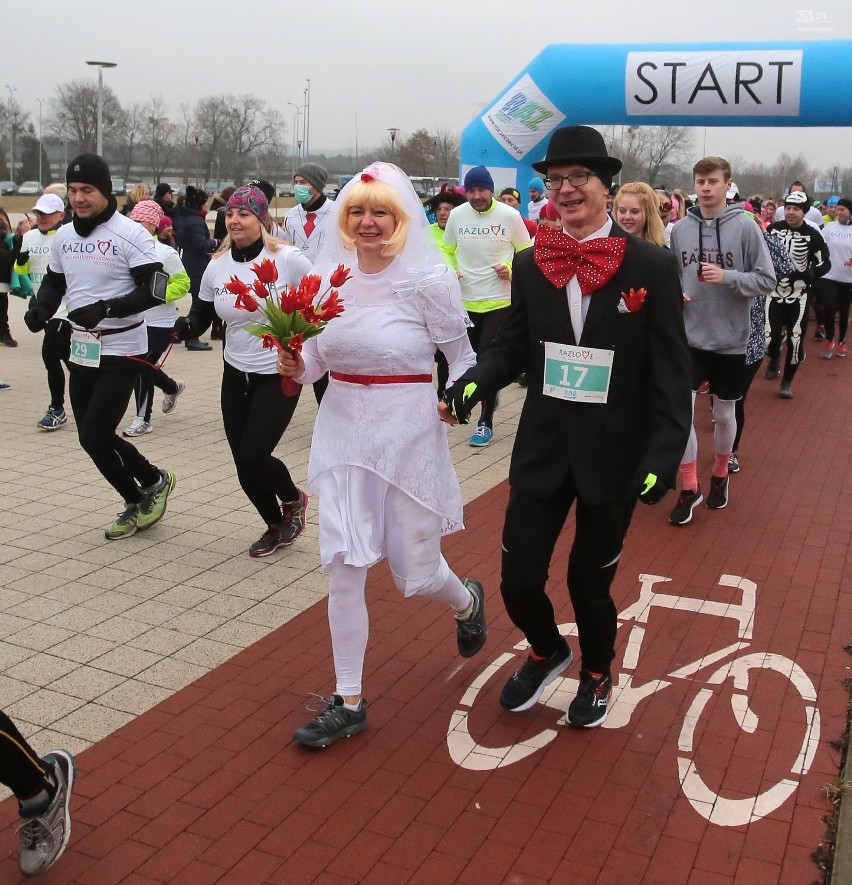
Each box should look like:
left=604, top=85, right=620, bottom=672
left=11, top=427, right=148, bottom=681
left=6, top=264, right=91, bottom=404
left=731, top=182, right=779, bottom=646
left=225, top=185, right=269, bottom=224
left=129, top=200, right=164, bottom=228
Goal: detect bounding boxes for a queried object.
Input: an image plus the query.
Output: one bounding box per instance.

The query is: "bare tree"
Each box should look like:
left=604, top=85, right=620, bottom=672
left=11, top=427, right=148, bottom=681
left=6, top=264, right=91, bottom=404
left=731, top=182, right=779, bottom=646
left=397, top=129, right=435, bottom=177
left=195, top=96, right=234, bottom=182
left=0, top=97, right=32, bottom=179
left=49, top=79, right=123, bottom=156
left=223, top=95, right=285, bottom=182
left=432, top=128, right=460, bottom=178
left=177, top=102, right=198, bottom=185
left=113, top=102, right=146, bottom=181
left=642, top=126, right=693, bottom=185
left=146, top=95, right=179, bottom=183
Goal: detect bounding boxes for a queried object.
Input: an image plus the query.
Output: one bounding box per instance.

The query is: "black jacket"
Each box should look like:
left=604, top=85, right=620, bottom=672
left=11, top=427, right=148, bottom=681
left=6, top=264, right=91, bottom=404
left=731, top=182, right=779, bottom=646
left=174, top=204, right=216, bottom=284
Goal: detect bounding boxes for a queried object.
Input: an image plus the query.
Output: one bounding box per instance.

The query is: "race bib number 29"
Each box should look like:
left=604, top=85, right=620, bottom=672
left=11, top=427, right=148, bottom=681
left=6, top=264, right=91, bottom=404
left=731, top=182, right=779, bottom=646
left=69, top=330, right=102, bottom=368
left=543, top=341, right=613, bottom=403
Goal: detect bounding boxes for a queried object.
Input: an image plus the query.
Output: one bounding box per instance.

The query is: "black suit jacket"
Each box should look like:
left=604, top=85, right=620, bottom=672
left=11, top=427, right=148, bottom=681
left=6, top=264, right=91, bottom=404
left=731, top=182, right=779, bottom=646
left=468, top=223, right=692, bottom=505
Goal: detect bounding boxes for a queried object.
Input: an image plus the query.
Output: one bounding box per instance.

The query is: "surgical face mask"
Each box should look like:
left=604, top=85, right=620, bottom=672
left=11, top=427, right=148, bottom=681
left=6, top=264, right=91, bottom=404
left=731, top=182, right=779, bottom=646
left=294, top=184, right=313, bottom=205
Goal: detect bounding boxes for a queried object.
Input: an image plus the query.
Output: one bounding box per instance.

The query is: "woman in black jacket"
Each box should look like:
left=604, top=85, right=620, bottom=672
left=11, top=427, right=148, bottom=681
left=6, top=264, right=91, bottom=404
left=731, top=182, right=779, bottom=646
left=174, top=185, right=216, bottom=351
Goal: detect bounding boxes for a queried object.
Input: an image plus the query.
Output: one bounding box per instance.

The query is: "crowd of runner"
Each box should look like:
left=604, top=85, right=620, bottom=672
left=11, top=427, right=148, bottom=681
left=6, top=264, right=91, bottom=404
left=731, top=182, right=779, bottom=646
left=0, top=133, right=849, bottom=876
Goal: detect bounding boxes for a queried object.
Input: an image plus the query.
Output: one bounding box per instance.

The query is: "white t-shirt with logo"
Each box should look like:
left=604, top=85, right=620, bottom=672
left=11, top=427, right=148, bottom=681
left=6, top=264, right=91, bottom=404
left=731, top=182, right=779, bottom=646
left=822, top=221, right=852, bottom=284
left=48, top=212, right=157, bottom=356
left=199, top=245, right=313, bottom=374
left=443, top=200, right=531, bottom=306
left=21, top=227, right=68, bottom=320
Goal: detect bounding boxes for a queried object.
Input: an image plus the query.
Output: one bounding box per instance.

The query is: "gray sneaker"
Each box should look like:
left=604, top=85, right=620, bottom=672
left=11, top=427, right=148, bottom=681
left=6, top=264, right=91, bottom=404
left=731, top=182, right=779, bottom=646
left=18, top=750, right=76, bottom=877
left=294, top=695, right=368, bottom=748
left=456, top=578, right=487, bottom=657
left=162, top=380, right=185, bottom=414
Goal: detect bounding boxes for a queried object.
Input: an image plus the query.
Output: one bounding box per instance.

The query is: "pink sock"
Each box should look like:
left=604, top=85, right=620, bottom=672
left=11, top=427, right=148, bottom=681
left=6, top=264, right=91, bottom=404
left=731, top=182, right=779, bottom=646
left=680, top=460, right=698, bottom=491
left=713, top=453, right=731, bottom=478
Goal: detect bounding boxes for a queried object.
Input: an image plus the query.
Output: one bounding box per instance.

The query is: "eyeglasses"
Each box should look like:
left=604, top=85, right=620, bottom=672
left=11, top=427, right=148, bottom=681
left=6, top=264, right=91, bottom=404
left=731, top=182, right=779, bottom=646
left=544, top=171, right=599, bottom=190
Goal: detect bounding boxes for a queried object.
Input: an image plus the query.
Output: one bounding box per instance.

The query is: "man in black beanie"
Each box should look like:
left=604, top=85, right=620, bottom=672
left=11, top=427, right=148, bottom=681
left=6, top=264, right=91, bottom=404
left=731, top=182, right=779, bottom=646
left=153, top=183, right=175, bottom=220
left=22, top=153, right=176, bottom=540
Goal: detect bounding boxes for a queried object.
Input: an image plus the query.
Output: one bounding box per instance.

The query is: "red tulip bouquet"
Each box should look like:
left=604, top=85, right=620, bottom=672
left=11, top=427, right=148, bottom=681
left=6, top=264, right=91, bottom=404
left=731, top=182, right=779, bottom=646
left=226, top=258, right=350, bottom=395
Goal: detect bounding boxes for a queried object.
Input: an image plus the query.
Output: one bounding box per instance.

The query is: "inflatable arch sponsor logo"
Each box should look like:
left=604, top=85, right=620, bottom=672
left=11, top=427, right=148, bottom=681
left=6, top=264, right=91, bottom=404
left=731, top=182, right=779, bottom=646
left=461, top=42, right=851, bottom=207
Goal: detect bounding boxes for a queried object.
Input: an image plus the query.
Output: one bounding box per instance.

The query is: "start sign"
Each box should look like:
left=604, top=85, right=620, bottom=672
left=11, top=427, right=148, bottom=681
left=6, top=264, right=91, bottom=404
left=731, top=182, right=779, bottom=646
left=626, top=50, right=803, bottom=117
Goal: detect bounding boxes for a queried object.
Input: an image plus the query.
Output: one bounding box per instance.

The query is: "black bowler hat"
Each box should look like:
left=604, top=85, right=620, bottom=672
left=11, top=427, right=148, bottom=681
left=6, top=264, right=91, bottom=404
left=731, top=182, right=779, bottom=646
left=532, top=126, right=622, bottom=176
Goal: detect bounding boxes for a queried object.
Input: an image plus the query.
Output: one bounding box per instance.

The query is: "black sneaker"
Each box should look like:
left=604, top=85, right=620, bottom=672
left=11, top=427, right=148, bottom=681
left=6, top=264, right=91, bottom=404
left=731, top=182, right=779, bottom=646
left=279, top=489, right=308, bottom=546
left=765, top=359, right=780, bottom=380
left=456, top=578, right=487, bottom=658
left=778, top=382, right=793, bottom=399
left=500, top=636, right=573, bottom=712
left=668, top=488, right=703, bottom=525
left=706, top=475, right=729, bottom=509
left=728, top=454, right=740, bottom=474
left=249, top=523, right=286, bottom=558
left=814, top=324, right=826, bottom=340
left=293, top=695, right=368, bottom=748
left=18, top=750, right=76, bottom=877
left=567, top=670, right=613, bottom=727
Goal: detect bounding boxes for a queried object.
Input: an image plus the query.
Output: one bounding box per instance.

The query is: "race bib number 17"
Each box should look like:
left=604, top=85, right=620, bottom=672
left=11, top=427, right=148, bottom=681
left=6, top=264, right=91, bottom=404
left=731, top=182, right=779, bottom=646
left=543, top=341, right=613, bottom=403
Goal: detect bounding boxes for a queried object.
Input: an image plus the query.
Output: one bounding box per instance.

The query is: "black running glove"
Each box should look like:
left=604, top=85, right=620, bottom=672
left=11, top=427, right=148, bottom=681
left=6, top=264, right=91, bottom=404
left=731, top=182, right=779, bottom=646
left=67, top=300, right=108, bottom=329
left=442, top=378, right=483, bottom=425
left=638, top=472, right=668, bottom=505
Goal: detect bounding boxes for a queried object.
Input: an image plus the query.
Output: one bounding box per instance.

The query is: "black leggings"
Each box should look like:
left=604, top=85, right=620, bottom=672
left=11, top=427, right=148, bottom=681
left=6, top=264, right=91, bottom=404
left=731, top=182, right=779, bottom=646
left=766, top=298, right=808, bottom=383
left=43, top=319, right=72, bottom=410
left=0, top=710, right=51, bottom=801
left=467, top=307, right=510, bottom=426
left=733, top=359, right=762, bottom=453
left=819, top=279, right=852, bottom=343
left=69, top=359, right=162, bottom=504
left=134, top=326, right=179, bottom=422
left=501, top=478, right=636, bottom=675
left=220, top=361, right=301, bottom=525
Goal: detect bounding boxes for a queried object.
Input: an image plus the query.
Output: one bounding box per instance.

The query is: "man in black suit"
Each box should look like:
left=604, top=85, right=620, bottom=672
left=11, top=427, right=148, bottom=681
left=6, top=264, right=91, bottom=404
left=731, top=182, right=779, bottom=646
left=441, top=126, right=692, bottom=727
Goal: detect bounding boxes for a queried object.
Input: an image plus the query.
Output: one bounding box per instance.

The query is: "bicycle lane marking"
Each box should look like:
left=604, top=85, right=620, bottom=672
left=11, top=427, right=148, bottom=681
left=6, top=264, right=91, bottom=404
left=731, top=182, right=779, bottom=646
left=446, top=572, right=822, bottom=827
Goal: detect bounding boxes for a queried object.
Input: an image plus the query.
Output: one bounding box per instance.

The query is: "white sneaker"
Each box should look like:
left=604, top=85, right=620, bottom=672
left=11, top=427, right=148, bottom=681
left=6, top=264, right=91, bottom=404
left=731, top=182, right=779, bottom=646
left=123, top=417, right=152, bottom=437
left=162, top=380, right=185, bottom=414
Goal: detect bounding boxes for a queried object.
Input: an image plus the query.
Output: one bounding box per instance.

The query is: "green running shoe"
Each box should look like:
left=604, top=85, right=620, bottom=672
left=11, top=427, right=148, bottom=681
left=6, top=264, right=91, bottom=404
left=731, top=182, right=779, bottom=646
left=137, top=470, right=176, bottom=531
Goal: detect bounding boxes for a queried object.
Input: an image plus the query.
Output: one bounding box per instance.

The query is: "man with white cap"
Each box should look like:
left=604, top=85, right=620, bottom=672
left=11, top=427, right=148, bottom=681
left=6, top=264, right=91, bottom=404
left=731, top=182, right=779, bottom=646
left=14, top=193, right=72, bottom=430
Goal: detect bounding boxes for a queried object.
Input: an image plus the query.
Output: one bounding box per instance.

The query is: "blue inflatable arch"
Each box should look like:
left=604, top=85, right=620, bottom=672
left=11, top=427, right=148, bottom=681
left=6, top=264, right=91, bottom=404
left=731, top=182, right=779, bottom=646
left=460, top=41, right=852, bottom=195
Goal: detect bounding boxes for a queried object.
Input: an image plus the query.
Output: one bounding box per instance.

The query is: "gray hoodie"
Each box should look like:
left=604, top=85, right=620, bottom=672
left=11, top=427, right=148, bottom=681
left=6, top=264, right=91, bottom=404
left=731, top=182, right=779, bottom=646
left=670, top=205, right=776, bottom=354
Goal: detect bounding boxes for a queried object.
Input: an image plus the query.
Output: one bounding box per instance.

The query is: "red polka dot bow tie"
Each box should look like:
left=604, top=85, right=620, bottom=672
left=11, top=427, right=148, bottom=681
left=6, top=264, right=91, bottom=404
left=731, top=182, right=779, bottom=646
left=533, top=224, right=626, bottom=295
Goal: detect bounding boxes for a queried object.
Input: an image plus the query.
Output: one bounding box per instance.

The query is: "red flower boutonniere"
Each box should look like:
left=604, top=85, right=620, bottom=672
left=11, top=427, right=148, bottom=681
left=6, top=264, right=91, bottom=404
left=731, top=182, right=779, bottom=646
left=617, top=287, right=647, bottom=314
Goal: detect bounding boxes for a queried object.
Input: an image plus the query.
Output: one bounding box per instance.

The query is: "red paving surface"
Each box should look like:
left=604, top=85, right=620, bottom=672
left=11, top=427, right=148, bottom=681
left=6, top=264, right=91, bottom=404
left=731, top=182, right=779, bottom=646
left=2, top=356, right=850, bottom=884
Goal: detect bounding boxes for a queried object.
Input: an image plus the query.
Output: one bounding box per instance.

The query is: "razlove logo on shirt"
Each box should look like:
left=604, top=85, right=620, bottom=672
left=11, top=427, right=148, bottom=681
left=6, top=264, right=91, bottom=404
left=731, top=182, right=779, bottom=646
left=62, top=241, right=118, bottom=256
left=457, top=225, right=508, bottom=237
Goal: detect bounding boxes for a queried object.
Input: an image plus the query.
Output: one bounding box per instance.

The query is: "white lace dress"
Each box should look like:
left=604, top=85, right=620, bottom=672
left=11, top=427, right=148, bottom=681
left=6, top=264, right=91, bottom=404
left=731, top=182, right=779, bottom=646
left=298, top=260, right=475, bottom=570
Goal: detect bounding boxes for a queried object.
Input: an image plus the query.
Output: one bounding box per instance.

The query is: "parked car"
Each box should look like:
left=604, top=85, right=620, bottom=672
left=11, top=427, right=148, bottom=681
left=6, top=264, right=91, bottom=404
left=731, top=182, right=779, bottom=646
left=276, top=182, right=294, bottom=197
left=111, top=178, right=126, bottom=196
left=0, top=181, right=17, bottom=195
left=18, top=181, right=43, bottom=196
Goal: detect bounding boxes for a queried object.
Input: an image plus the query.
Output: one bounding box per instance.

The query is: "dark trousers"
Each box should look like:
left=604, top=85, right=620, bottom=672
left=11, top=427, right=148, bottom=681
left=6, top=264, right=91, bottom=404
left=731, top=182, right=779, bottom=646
left=43, top=319, right=72, bottom=409
left=767, top=298, right=808, bottom=383
left=0, top=292, right=9, bottom=336
left=501, top=476, right=636, bottom=675
left=0, top=710, right=50, bottom=801
left=467, top=307, right=510, bottom=426
left=134, top=326, right=179, bottom=422
left=220, top=361, right=301, bottom=525
left=819, top=279, right=852, bottom=343
left=733, top=359, right=762, bottom=453
left=69, top=358, right=161, bottom=504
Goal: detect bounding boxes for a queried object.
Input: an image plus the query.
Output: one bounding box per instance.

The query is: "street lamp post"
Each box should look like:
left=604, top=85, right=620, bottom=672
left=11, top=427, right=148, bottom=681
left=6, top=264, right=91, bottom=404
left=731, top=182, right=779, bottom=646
left=36, top=98, right=44, bottom=186
left=85, top=60, right=117, bottom=156
left=304, top=79, right=311, bottom=160
left=287, top=102, right=302, bottom=177
left=387, top=128, right=400, bottom=161
left=5, top=86, right=16, bottom=182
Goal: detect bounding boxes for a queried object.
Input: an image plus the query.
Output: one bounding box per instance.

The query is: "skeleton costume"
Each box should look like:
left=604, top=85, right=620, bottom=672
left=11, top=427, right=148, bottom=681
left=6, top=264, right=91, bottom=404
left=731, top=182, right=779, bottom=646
left=766, top=197, right=831, bottom=383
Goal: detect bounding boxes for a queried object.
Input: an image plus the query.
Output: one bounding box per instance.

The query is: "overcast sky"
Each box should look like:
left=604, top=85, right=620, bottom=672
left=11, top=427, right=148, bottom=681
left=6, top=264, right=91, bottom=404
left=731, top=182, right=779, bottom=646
left=3, top=0, right=850, bottom=174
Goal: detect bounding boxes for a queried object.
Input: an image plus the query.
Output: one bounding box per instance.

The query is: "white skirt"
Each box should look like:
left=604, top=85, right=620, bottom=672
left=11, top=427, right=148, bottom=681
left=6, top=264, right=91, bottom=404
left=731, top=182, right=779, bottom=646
left=316, top=465, right=452, bottom=572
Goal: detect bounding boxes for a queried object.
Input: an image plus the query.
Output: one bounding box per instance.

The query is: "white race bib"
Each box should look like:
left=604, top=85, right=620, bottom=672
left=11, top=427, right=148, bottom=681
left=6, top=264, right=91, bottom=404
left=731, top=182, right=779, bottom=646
left=543, top=342, right=613, bottom=403
left=69, top=330, right=102, bottom=368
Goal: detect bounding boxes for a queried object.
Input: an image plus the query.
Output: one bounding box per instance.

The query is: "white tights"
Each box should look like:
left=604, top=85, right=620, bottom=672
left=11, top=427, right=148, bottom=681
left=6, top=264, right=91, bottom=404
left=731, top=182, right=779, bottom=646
left=326, top=502, right=471, bottom=697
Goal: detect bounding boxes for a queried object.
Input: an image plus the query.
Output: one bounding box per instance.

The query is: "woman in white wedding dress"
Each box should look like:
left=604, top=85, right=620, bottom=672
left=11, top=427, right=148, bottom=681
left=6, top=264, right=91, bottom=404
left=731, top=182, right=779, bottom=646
left=277, top=163, right=487, bottom=747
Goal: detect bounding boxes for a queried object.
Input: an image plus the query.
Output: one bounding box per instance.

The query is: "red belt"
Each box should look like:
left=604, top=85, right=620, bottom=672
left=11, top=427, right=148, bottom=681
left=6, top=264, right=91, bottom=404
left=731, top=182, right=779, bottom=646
left=330, top=371, right=433, bottom=385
